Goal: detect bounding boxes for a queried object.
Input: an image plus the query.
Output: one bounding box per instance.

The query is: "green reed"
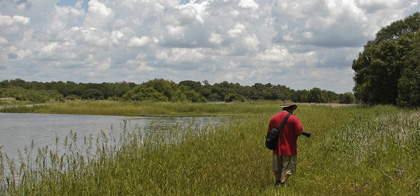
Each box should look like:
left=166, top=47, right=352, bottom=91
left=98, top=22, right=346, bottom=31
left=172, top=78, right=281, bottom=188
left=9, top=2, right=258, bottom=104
left=0, top=100, right=282, bottom=116
left=1, top=104, right=419, bottom=195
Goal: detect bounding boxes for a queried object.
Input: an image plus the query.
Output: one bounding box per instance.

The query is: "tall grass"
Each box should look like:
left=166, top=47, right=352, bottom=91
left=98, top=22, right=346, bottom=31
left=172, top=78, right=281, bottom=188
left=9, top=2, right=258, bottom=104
left=294, top=105, right=420, bottom=195
left=1, top=104, right=419, bottom=195
left=0, top=100, right=283, bottom=116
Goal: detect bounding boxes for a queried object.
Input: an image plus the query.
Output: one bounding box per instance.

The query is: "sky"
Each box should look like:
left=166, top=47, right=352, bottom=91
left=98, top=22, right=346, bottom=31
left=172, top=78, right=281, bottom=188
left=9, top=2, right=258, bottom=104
left=0, top=0, right=419, bottom=93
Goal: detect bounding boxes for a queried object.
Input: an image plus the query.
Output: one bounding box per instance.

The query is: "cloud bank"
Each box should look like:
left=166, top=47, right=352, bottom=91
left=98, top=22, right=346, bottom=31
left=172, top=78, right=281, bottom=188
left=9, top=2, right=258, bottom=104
left=0, top=0, right=418, bottom=93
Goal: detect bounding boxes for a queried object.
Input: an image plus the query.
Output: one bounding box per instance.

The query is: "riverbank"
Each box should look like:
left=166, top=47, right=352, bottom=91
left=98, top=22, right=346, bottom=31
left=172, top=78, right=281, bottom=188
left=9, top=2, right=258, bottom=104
left=0, top=100, right=285, bottom=116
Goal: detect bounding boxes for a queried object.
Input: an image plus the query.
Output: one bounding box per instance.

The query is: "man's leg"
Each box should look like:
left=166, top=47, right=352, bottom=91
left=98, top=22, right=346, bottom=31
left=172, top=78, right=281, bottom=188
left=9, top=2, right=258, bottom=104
left=275, top=172, right=286, bottom=186
left=273, top=155, right=284, bottom=186
left=280, top=155, right=297, bottom=185
left=274, top=172, right=281, bottom=181
left=281, top=172, right=291, bottom=183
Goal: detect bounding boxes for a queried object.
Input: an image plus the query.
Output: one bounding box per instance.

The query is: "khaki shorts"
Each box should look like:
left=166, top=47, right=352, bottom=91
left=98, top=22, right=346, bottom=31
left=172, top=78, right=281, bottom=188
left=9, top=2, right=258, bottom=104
left=272, top=155, right=297, bottom=175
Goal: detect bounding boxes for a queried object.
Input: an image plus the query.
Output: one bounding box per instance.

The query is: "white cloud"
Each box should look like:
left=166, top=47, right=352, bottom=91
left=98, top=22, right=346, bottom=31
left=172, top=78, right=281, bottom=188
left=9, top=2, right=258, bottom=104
left=0, top=0, right=418, bottom=93
left=243, top=34, right=259, bottom=49
left=166, top=48, right=206, bottom=64
left=127, top=36, right=150, bottom=48
left=175, top=0, right=209, bottom=24
left=84, top=0, right=114, bottom=29
left=39, top=42, right=59, bottom=56
left=228, top=23, right=246, bottom=37
left=0, top=15, right=30, bottom=25
left=111, top=30, right=124, bottom=45
left=209, top=33, right=223, bottom=46
left=71, top=27, right=111, bottom=47
left=239, top=0, right=259, bottom=9
left=0, top=37, right=8, bottom=45
left=98, top=57, right=111, bottom=70
left=256, top=46, right=292, bottom=64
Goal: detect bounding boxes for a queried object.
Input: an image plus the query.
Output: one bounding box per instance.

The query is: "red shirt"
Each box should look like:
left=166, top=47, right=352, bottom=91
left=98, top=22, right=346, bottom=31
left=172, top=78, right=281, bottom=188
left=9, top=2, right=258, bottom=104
left=268, top=110, right=303, bottom=155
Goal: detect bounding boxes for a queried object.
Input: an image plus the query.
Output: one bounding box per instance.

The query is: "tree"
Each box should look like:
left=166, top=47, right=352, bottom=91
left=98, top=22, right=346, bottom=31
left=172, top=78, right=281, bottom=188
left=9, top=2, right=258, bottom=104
left=1, top=78, right=347, bottom=103
left=122, top=86, right=168, bottom=101
left=179, top=80, right=202, bottom=92
left=339, top=92, right=356, bottom=104
left=352, top=12, right=420, bottom=106
left=122, top=79, right=206, bottom=102
left=81, top=89, right=104, bottom=100
left=291, top=90, right=310, bottom=102
left=396, top=32, right=420, bottom=107
left=179, top=85, right=207, bottom=103
left=225, top=94, right=245, bottom=102
left=308, top=88, right=323, bottom=103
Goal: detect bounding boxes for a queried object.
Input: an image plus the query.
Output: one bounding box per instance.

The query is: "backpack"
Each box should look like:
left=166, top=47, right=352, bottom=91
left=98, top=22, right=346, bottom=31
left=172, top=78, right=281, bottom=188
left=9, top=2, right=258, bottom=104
left=265, top=112, right=292, bottom=150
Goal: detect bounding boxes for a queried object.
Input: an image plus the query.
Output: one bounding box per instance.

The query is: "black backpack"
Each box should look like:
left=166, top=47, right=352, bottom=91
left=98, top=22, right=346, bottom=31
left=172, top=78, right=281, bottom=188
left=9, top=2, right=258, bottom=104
left=265, top=112, right=292, bottom=150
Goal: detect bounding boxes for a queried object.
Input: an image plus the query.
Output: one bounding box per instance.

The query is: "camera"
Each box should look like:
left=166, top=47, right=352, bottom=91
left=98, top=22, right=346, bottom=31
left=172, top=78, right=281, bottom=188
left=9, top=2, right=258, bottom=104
left=302, top=131, right=311, bottom=137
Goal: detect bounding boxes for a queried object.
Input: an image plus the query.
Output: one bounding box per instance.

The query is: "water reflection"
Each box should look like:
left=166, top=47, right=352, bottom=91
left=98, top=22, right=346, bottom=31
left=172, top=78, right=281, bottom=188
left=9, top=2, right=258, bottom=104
left=0, top=113, right=222, bottom=162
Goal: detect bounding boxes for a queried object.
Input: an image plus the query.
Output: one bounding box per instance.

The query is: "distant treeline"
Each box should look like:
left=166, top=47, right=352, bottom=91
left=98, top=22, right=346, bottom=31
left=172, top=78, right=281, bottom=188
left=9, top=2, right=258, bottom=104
left=0, top=79, right=355, bottom=104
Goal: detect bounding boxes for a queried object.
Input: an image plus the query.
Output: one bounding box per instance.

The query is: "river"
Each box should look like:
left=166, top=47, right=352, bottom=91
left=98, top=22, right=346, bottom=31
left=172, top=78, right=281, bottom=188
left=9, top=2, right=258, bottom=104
left=0, top=113, right=221, bottom=163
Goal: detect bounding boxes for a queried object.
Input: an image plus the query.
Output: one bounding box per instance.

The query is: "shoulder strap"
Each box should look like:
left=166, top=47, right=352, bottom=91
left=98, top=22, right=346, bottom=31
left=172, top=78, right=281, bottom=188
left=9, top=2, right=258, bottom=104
left=276, top=112, right=292, bottom=130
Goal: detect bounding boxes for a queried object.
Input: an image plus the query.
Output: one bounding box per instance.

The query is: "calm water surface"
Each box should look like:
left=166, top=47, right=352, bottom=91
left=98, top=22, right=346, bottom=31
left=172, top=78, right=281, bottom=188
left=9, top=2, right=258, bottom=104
left=0, top=113, right=221, bottom=162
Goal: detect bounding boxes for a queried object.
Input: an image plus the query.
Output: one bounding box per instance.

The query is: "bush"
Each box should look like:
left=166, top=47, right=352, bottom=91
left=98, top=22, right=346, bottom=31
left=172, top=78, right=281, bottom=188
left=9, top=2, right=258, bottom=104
left=122, top=86, right=169, bottom=101
left=225, top=94, right=245, bottom=102
left=81, top=89, right=104, bottom=100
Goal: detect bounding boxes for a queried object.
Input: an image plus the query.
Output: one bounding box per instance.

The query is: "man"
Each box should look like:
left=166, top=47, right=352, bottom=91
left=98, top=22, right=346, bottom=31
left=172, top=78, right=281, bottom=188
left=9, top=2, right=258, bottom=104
left=267, top=101, right=303, bottom=187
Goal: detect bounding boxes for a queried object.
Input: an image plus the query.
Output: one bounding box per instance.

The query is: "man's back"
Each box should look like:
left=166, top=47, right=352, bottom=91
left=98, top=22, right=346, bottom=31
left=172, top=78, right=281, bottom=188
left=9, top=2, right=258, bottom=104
left=268, top=110, right=303, bottom=155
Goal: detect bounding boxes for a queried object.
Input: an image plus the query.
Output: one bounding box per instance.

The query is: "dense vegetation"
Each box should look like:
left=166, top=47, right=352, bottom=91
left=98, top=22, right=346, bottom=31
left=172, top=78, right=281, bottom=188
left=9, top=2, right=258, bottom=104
left=0, top=79, right=355, bottom=104
left=1, top=103, right=418, bottom=195
left=353, top=12, right=420, bottom=107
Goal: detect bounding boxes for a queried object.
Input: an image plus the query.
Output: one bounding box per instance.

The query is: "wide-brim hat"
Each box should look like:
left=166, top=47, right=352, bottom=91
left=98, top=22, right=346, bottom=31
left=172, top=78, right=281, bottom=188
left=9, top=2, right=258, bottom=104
left=282, top=100, right=297, bottom=110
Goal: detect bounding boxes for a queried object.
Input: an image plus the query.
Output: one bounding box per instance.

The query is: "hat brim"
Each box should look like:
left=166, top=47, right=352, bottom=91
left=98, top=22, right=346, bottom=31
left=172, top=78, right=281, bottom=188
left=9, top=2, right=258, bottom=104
left=282, top=104, right=297, bottom=110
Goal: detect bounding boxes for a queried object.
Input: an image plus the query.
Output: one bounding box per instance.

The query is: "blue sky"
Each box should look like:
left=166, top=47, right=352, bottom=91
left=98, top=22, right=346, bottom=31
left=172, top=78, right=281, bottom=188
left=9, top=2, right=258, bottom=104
left=56, top=0, right=88, bottom=10
left=0, top=0, right=419, bottom=93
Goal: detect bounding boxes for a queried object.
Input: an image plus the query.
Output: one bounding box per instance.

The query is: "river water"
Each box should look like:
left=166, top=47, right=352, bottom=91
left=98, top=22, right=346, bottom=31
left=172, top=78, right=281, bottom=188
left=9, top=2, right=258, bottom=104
left=0, top=113, right=221, bottom=163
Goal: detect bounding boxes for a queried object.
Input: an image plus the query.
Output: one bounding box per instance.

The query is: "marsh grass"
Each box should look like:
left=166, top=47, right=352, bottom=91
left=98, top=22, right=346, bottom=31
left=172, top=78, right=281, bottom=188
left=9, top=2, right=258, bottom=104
left=0, top=100, right=282, bottom=116
left=0, top=104, right=49, bottom=113
left=1, top=103, right=419, bottom=195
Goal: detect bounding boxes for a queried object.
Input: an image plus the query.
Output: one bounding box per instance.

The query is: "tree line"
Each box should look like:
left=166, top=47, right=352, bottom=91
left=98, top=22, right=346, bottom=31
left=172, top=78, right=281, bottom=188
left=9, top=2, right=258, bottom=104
left=0, top=78, right=355, bottom=104
left=353, top=12, right=420, bottom=107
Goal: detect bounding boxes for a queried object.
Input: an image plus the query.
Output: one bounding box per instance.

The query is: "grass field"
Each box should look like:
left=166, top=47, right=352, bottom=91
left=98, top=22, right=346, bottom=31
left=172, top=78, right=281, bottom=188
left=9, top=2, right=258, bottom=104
left=1, top=101, right=419, bottom=195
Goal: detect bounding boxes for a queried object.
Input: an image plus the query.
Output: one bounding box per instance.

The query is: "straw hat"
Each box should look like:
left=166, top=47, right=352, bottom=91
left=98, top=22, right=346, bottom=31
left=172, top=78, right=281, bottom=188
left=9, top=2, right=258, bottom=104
left=282, top=100, right=297, bottom=110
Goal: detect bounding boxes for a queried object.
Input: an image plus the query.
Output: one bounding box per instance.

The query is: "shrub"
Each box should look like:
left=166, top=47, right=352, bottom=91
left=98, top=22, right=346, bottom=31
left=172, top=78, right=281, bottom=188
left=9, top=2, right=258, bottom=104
left=225, top=94, right=245, bottom=102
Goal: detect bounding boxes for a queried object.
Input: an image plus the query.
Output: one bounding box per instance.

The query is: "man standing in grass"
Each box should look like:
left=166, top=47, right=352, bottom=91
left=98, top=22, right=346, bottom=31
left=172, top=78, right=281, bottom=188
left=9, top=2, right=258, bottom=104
left=268, top=101, right=303, bottom=187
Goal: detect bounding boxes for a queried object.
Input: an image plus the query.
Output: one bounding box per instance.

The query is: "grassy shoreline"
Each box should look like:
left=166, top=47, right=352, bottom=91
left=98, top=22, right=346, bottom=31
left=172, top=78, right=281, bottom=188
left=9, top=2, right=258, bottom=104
left=1, top=102, right=419, bottom=195
left=0, top=100, right=285, bottom=116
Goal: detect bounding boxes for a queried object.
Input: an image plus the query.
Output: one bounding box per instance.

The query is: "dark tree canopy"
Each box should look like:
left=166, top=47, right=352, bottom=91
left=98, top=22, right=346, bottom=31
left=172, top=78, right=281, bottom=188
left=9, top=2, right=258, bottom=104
left=352, top=12, right=420, bottom=107
left=1, top=78, right=352, bottom=103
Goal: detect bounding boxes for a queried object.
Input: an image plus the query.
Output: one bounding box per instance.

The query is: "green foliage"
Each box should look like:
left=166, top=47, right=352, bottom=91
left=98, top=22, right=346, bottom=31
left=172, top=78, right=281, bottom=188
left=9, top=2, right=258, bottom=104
left=339, top=92, right=356, bottom=104
left=375, top=12, right=420, bottom=44
left=353, top=12, right=420, bottom=107
left=1, top=79, right=135, bottom=101
left=179, top=80, right=203, bottom=93
left=0, top=86, right=63, bottom=102
left=122, top=79, right=207, bottom=102
left=122, top=86, right=169, bottom=101
left=179, top=85, right=207, bottom=103
left=396, top=32, right=420, bottom=107
left=291, top=88, right=340, bottom=103
left=224, top=94, right=245, bottom=102
left=1, top=78, right=352, bottom=104
left=81, top=89, right=104, bottom=100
